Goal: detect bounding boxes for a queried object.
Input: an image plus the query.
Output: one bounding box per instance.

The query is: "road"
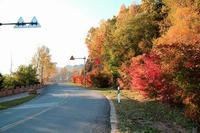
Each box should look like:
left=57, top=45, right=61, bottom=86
left=0, top=84, right=111, bottom=133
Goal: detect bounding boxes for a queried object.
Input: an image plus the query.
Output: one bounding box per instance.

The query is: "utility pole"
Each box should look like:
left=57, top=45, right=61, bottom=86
left=10, top=52, right=13, bottom=74
left=83, top=57, right=86, bottom=88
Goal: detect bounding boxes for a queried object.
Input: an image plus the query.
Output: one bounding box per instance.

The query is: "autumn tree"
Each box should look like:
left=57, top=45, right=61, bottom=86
left=112, top=2, right=166, bottom=88
left=153, top=0, right=200, bottom=122
left=85, top=3, right=163, bottom=87
left=154, top=0, right=200, bottom=91
left=85, top=20, right=115, bottom=87
left=113, top=13, right=159, bottom=65
left=32, top=46, right=56, bottom=84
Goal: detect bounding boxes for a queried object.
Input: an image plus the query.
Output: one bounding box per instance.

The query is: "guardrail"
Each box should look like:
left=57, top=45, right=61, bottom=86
left=0, top=84, right=44, bottom=97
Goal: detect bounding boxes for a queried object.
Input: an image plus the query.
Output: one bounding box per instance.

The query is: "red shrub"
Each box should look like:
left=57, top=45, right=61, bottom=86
left=72, top=75, right=83, bottom=85
left=72, top=74, right=93, bottom=87
left=126, top=53, right=177, bottom=103
left=85, top=74, right=93, bottom=87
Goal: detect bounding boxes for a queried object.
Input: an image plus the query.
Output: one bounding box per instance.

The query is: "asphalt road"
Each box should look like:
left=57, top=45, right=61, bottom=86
left=0, top=84, right=111, bottom=133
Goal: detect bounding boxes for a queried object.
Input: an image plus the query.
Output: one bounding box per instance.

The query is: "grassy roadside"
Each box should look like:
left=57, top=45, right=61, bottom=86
left=0, top=95, right=37, bottom=110
left=88, top=87, right=199, bottom=133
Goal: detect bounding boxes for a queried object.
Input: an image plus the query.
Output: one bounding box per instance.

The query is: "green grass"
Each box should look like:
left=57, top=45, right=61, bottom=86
left=0, top=95, right=37, bottom=110
left=88, top=88, right=199, bottom=133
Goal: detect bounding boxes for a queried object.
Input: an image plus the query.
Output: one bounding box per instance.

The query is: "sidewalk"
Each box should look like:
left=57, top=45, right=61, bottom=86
left=0, top=92, right=29, bottom=103
left=0, top=88, right=44, bottom=103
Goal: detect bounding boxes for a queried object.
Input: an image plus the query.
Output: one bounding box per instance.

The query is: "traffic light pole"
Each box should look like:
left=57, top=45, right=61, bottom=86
left=0, top=17, right=41, bottom=28
left=0, top=22, right=38, bottom=26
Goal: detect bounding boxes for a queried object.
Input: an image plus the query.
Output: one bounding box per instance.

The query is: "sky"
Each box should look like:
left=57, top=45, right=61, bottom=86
left=0, top=0, right=141, bottom=74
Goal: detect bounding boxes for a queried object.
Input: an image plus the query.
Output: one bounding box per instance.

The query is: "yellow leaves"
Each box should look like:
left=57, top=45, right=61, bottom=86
left=155, top=5, right=200, bottom=46
left=129, top=4, right=138, bottom=16
left=172, top=7, right=199, bottom=28
left=174, top=8, right=193, bottom=26
left=164, top=0, right=195, bottom=9
left=32, top=46, right=56, bottom=83
left=156, top=25, right=200, bottom=46
left=117, top=3, right=138, bottom=27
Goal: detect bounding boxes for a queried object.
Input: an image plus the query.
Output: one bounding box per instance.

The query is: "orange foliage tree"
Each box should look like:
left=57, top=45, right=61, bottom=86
left=153, top=0, right=200, bottom=123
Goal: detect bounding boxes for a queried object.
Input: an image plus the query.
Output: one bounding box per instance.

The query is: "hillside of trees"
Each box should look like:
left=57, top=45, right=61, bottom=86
left=72, top=0, right=200, bottom=124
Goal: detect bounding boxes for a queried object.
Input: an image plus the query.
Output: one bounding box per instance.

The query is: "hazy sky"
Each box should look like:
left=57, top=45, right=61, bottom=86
left=0, top=0, right=140, bottom=74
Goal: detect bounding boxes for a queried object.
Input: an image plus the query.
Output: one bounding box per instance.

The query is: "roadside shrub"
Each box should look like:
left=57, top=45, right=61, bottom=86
left=85, top=74, right=92, bottom=87
left=155, top=44, right=200, bottom=123
left=177, top=49, right=200, bottom=123
left=71, top=74, right=92, bottom=87
left=14, top=65, right=39, bottom=86
left=72, top=75, right=83, bottom=85
left=0, top=73, right=4, bottom=89
left=1, top=65, right=39, bottom=89
left=90, top=71, right=113, bottom=88
left=2, top=75, right=18, bottom=88
left=118, top=64, right=131, bottom=90
left=126, top=53, right=179, bottom=103
left=127, top=54, right=161, bottom=97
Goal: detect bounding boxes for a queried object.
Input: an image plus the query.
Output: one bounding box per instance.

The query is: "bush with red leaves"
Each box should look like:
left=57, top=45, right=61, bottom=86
left=126, top=53, right=178, bottom=103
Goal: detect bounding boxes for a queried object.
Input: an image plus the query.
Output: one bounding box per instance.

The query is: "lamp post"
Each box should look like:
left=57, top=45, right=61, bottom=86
left=70, top=56, right=86, bottom=87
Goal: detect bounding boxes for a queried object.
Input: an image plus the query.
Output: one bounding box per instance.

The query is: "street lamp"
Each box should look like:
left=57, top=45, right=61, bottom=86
left=70, top=56, right=86, bottom=87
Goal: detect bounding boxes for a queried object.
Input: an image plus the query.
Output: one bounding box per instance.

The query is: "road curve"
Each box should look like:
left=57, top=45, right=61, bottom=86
left=0, top=84, right=110, bottom=133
